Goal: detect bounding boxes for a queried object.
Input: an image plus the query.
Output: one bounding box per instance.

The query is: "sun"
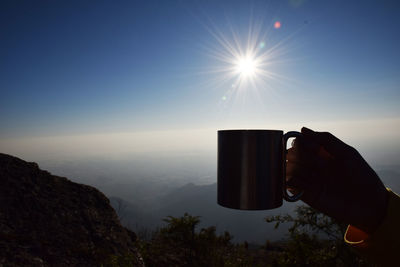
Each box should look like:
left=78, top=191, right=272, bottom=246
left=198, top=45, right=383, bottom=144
left=201, top=17, right=295, bottom=98
left=235, top=54, right=258, bottom=79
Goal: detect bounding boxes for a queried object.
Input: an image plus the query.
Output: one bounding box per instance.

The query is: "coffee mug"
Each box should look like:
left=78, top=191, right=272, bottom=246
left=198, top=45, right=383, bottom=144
left=217, top=129, right=303, bottom=210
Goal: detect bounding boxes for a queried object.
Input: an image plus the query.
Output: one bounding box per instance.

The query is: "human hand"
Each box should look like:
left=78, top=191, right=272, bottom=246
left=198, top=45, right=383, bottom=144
left=286, top=127, right=389, bottom=234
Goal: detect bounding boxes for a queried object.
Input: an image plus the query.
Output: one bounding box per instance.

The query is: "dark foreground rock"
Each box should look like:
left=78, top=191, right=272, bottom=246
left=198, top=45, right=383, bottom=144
left=0, top=153, right=144, bottom=266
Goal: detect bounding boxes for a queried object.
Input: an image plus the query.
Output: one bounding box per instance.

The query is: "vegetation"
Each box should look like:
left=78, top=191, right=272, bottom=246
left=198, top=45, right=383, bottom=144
left=264, top=205, right=373, bottom=266
left=137, top=213, right=252, bottom=267
left=135, top=207, right=374, bottom=266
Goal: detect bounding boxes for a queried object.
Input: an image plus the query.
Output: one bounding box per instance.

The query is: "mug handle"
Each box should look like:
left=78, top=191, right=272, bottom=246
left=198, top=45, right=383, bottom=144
left=282, top=131, right=304, bottom=202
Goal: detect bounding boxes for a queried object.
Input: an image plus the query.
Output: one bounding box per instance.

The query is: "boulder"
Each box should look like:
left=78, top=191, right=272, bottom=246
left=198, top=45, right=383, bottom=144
left=0, top=153, right=144, bottom=266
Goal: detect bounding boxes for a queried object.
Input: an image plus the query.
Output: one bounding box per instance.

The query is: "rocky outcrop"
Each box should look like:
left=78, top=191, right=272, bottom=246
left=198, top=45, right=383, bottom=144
left=0, top=153, right=144, bottom=266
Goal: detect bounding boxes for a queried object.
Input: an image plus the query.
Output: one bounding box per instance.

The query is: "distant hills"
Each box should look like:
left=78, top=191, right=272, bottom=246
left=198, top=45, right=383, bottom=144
left=110, top=182, right=299, bottom=244
left=110, top=169, right=400, bottom=244
left=376, top=169, right=400, bottom=192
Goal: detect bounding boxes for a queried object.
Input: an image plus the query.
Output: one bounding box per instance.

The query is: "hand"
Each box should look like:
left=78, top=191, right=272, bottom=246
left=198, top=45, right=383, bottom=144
left=286, top=127, right=389, bottom=234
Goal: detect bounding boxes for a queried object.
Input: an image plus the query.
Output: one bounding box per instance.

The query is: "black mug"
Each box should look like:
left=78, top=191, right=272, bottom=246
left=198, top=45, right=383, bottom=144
left=217, top=129, right=303, bottom=210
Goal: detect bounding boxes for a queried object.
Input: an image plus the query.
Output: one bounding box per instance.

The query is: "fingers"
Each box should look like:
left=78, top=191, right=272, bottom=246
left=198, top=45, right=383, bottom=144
left=286, top=151, right=316, bottom=191
left=292, top=133, right=320, bottom=154
left=301, top=127, right=356, bottom=159
left=286, top=161, right=314, bottom=187
left=286, top=145, right=330, bottom=192
left=287, top=139, right=320, bottom=165
left=287, top=186, right=301, bottom=196
left=286, top=145, right=316, bottom=182
left=286, top=163, right=324, bottom=207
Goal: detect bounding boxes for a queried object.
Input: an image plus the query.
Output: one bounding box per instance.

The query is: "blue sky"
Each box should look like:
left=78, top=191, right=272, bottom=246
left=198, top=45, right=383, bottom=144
left=1, top=0, right=400, bottom=163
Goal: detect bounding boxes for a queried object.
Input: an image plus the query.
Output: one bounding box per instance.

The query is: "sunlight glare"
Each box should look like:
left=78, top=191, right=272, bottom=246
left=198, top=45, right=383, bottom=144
left=235, top=54, right=258, bottom=78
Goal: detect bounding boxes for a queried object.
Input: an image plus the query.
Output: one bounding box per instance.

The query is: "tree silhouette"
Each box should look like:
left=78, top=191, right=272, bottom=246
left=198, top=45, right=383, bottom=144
left=138, top=213, right=252, bottom=267
left=265, top=205, right=373, bottom=266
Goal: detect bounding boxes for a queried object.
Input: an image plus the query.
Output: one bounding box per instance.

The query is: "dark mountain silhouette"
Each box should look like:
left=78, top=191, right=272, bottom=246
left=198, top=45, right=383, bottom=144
left=0, top=153, right=144, bottom=266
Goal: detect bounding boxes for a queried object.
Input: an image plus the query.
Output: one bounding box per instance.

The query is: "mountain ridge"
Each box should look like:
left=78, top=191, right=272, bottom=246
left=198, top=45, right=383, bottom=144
left=0, top=153, right=144, bottom=266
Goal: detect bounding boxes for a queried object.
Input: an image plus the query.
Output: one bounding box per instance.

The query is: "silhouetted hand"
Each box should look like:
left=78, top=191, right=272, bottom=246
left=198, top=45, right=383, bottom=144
left=286, top=127, right=389, bottom=234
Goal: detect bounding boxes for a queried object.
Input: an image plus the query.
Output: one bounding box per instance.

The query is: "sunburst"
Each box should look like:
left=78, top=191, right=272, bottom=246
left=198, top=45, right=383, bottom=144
left=201, top=18, right=296, bottom=102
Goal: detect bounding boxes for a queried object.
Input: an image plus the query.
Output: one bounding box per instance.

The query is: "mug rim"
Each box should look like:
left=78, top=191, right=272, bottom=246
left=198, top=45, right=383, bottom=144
left=218, top=129, right=284, bottom=133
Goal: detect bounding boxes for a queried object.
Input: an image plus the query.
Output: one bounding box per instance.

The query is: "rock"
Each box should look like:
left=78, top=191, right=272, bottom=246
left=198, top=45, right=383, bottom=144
left=0, top=153, right=144, bottom=266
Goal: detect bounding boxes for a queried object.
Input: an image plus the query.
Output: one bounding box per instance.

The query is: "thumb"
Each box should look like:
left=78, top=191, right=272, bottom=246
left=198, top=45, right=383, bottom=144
left=301, top=127, right=355, bottom=158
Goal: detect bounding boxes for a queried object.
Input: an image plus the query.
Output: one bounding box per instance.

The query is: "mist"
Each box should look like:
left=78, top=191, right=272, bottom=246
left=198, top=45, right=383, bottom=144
left=1, top=117, right=399, bottom=166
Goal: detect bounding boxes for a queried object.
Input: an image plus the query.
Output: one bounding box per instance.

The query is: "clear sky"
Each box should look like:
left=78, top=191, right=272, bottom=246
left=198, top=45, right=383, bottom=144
left=1, top=0, right=400, bottom=165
